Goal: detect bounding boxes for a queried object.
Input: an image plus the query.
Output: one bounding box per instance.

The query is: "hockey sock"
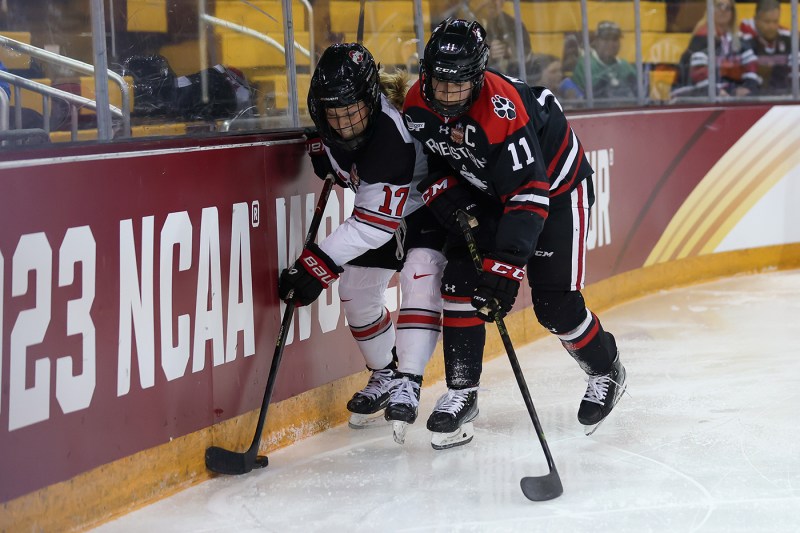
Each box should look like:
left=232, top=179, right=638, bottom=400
left=349, top=306, right=396, bottom=370
left=556, top=309, right=617, bottom=375
left=442, top=295, right=485, bottom=389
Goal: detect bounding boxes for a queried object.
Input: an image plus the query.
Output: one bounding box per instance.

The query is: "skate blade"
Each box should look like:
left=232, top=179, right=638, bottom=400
left=431, top=422, right=474, bottom=450
left=348, top=410, right=388, bottom=429
left=584, top=382, right=628, bottom=436
left=392, top=421, right=410, bottom=445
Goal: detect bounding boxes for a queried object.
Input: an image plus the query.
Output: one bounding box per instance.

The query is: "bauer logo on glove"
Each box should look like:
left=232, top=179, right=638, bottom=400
left=278, top=243, right=343, bottom=306
left=301, top=254, right=338, bottom=286
left=306, top=137, right=326, bottom=156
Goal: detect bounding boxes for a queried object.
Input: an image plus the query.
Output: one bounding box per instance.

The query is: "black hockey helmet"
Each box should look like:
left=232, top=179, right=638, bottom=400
left=420, top=18, right=489, bottom=117
left=308, top=43, right=381, bottom=151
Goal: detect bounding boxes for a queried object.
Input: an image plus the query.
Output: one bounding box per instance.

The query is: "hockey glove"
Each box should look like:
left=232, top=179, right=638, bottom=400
left=417, top=174, right=478, bottom=235
left=305, top=130, right=346, bottom=186
left=472, top=254, right=525, bottom=322
left=279, top=242, right=343, bottom=306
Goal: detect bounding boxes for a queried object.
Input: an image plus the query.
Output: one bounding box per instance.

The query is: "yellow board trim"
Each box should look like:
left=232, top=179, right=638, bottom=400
left=4, top=243, right=800, bottom=532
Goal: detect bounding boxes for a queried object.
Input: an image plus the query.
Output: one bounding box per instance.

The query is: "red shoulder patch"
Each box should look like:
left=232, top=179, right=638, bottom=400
left=469, top=72, right=530, bottom=145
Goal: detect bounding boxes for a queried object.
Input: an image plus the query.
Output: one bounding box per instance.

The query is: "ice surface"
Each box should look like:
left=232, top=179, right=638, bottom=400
left=93, top=270, right=800, bottom=533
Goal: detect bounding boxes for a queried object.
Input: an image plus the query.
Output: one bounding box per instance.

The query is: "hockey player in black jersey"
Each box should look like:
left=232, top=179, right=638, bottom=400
left=279, top=43, right=447, bottom=441
left=402, top=19, right=627, bottom=445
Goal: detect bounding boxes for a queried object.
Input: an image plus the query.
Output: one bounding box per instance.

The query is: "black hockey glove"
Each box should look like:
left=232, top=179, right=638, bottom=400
left=305, top=131, right=346, bottom=186
left=417, top=174, right=478, bottom=235
left=472, top=254, right=525, bottom=322
left=278, top=242, right=343, bottom=306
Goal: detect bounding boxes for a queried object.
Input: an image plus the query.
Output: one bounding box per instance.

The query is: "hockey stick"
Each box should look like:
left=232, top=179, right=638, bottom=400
left=455, top=210, right=563, bottom=502
left=356, top=0, right=366, bottom=44
left=205, top=174, right=336, bottom=475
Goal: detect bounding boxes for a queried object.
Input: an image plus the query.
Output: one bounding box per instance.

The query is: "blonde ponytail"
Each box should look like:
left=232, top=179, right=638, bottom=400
left=379, top=69, right=412, bottom=111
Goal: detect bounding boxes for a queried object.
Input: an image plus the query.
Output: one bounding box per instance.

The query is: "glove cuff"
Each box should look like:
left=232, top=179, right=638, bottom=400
left=482, top=257, right=525, bottom=281
left=420, top=175, right=459, bottom=206
left=306, top=136, right=326, bottom=156
left=299, top=243, right=342, bottom=287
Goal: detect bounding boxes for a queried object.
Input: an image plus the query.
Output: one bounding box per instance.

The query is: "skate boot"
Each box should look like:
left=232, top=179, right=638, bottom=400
left=578, top=355, right=627, bottom=436
left=426, top=387, right=479, bottom=450
left=347, top=367, right=395, bottom=429
left=385, top=373, right=422, bottom=444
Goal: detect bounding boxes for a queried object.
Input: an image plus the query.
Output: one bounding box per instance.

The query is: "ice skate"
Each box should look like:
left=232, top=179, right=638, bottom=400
left=385, top=373, right=422, bottom=444
left=427, top=387, right=479, bottom=450
left=347, top=368, right=395, bottom=429
left=578, top=355, right=627, bottom=436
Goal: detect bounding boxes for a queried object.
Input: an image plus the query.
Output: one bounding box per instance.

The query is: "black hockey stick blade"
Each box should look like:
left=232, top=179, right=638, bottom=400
left=520, top=469, right=563, bottom=501
left=205, top=446, right=269, bottom=476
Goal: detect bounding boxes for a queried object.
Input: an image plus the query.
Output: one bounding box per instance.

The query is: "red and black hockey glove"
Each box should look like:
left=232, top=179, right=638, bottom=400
left=278, top=242, right=343, bottom=306
left=417, top=174, right=478, bottom=235
left=472, top=254, right=525, bottom=322
left=305, top=130, right=346, bottom=186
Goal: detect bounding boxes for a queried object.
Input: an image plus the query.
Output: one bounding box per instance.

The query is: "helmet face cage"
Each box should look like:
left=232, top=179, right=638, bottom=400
left=420, top=19, right=489, bottom=118
left=308, top=43, right=381, bottom=151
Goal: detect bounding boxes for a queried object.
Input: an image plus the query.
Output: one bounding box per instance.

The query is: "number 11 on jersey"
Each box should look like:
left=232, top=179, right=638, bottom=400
left=508, top=137, right=535, bottom=171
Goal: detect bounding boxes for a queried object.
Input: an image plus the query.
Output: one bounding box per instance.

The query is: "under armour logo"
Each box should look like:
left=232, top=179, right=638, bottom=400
left=439, top=125, right=450, bottom=135
left=444, top=284, right=456, bottom=293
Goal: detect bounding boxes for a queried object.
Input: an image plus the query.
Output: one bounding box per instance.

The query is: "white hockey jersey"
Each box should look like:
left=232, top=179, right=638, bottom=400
left=318, top=94, right=428, bottom=267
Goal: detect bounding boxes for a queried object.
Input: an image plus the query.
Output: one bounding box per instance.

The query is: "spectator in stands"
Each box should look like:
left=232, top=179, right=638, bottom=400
left=571, top=21, right=637, bottom=100
left=740, top=0, right=794, bottom=95
left=527, top=53, right=584, bottom=101
left=476, top=0, right=532, bottom=78
left=675, top=0, right=760, bottom=97
left=561, top=33, right=582, bottom=76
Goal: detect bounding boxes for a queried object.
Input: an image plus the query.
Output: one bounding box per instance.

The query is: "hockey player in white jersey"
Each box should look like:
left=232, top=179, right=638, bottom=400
left=278, top=44, right=447, bottom=442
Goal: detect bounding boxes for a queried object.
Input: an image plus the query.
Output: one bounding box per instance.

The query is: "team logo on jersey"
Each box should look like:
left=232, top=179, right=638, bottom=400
left=349, top=49, right=365, bottom=64
left=347, top=163, right=361, bottom=192
left=404, top=114, right=425, bottom=132
left=491, top=95, right=516, bottom=120
left=459, top=165, right=488, bottom=190
left=450, top=124, right=465, bottom=145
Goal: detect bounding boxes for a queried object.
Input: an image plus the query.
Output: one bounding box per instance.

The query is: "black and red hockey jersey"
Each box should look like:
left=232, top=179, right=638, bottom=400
left=402, top=70, right=593, bottom=263
left=319, top=94, right=427, bottom=267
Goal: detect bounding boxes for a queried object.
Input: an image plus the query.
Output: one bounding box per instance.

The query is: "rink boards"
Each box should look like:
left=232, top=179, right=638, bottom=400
left=2, top=104, right=800, bottom=530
